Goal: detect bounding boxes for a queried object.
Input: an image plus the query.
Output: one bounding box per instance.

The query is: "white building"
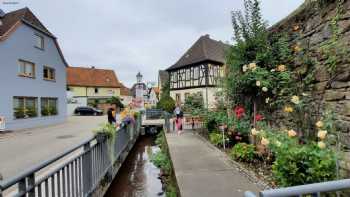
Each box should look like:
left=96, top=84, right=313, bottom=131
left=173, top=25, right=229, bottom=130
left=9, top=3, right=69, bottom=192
left=166, top=35, right=229, bottom=108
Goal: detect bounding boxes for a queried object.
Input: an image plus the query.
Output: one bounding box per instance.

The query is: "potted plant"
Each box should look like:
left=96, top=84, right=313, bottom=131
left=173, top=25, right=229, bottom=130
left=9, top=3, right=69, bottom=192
left=94, top=123, right=116, bottom=143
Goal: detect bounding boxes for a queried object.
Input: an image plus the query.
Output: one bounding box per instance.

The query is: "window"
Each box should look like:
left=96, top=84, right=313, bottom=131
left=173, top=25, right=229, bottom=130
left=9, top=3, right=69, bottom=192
left=35, top=34, right=44, bottom=49
left=95, top=88, right=99, bottom=94
left=41, top=98, right=58, bottom=116
left=13, top=97, right=38, bottom=119
left=43, top=66, right=55, bottom=81
left=18, top=60, right=35, bottom=78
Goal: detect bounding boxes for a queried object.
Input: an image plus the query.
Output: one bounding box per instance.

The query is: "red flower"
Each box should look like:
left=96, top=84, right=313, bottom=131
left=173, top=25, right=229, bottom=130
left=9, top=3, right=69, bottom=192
left=255, top=114, right=264, bottom=121
left=234, top=106, right=245, bottom=119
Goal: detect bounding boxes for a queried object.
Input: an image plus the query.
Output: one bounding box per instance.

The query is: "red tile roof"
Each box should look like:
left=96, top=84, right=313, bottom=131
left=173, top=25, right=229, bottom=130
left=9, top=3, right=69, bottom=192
left=67, top=67, right=122, bottom=88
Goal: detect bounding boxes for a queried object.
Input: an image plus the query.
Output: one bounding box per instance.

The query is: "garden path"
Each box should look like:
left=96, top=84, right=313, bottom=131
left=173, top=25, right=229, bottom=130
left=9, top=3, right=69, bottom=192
left=165, top=130, right=262, bottom=197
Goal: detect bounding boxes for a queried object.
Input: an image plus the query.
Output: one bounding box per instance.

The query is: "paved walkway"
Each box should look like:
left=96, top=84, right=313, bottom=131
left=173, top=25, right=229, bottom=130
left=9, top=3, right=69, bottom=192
left=166, top=131, right=261, bottom=197
left=0, top=116, right=106, bottom=179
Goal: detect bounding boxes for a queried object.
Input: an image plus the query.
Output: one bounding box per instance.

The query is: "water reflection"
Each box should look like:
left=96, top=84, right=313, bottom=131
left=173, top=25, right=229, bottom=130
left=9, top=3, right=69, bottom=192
left=105, top=136, right=164, bottom=197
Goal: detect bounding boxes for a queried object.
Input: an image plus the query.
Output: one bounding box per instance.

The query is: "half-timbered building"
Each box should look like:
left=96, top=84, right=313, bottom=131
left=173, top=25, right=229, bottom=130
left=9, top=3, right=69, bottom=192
left=166, top=35, right=229, bottom=108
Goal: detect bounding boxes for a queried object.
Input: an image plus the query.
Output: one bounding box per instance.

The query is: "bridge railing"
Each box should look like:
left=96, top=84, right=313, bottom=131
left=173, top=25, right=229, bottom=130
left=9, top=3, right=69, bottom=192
left=245, top=179, right=350, bottom=197
left=0, top=116, right=141, bottom=197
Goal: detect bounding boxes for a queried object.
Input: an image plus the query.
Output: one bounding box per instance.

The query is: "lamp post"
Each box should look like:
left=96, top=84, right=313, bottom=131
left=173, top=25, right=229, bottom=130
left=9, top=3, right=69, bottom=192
left=219, top=124, right=226, bottom=150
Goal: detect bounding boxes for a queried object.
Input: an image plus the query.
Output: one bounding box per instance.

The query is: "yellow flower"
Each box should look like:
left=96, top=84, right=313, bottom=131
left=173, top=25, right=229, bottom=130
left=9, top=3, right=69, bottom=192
left=242, top=65, right=248, bottom=72
left=316, top=121, right=324, bottom=128
left=284, top=106, right=294, bottom=113
left=275, top=140, right=282, bottom=147
left=293, top=25, right=300, bottom=31
left=317, top=130, right=327, bottom=140
left=256, top=81, right=261, bottom=87
left=262, top=87, right=268, bottom=92
left=261, top=137, right=270, bottom=146
left=248, top=62, right=257, bottom=70
left=251, top=128, right=259, bottom=136
left=291, top=96, right=300, bottom=105
left=318, top=141, right=326, bottom=149
left=293, top=44, right=301, bottom=52
left=277, top=65, right=286, bottom=72
left=288, top=129, right=297, bottom=137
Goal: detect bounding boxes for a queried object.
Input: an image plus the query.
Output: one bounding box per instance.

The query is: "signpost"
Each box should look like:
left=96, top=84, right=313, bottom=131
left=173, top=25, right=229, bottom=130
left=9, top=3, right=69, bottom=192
left=0, top=116, right=5, bottom=131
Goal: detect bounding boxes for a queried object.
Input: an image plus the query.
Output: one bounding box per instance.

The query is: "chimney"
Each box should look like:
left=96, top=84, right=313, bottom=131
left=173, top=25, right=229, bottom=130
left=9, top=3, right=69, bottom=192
left=91, top=66, right=95, bottom=69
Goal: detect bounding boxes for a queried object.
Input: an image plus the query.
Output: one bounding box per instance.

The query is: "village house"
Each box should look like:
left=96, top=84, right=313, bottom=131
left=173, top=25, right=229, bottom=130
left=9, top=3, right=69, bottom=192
left=120, top=83, right=132, bottom=106
left=66, top=66, right=123, bottom=113
left=166, top=34, right=229, bottom=108
left=0, top=8, right=68, bottom=130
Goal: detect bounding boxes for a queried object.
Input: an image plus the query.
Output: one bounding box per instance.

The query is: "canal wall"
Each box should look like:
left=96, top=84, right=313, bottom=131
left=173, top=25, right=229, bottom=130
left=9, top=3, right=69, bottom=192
left=269, top=0, right=350, bottom=175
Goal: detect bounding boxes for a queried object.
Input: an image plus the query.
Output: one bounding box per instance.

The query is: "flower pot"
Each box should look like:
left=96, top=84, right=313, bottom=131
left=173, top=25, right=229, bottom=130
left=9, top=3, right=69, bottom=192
left=96, top=132, right=108, bottom=143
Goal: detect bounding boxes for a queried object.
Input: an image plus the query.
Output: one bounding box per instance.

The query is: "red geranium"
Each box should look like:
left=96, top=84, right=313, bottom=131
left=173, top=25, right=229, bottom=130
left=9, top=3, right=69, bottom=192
left=255, top=114, right=264, bottom=121
left=234, top=106, right=245, bottom=119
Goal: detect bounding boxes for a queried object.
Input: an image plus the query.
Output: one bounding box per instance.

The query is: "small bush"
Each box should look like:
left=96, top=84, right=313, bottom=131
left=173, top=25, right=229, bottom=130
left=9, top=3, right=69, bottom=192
left=272, top=143, right=337, bottom=187
left=230, top=143, right=256, bottom=162
left=209, top=132, right=227, bottom=147
left=150, top=151, right=172, bottom=174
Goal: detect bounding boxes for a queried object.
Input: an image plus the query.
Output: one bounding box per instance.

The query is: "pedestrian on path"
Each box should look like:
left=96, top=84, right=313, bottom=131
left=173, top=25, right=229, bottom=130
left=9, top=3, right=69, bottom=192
left=107, top=108, right=116, bottom=125
left=174, top=105, right=183, bottom=135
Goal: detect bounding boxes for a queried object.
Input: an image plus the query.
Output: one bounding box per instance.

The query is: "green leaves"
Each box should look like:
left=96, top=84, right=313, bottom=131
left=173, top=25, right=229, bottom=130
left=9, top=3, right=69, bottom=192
left=230, top=143, right=256, bottom=162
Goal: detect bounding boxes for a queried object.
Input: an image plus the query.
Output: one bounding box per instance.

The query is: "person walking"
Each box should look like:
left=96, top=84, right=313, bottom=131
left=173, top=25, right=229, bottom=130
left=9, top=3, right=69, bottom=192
left=107, top=108, right=116, bottom=125
left=174, top=105, right=183, bottom=135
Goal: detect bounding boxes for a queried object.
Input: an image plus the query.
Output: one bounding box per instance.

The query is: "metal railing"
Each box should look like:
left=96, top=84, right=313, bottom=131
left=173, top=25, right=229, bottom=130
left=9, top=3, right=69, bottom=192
left=0, top=116, right=141, bottom=197
left=145, top=109, right=163, bottom=120
left=245, top=179, right=350, bottom=197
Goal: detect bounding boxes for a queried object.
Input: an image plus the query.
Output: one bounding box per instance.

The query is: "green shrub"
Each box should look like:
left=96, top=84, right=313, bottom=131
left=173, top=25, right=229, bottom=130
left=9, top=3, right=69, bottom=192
left=272, top=142, right=337, bottom=187
left=150, top=150, right=172, bottom=174
left=230, top=143, right=256, bottom=162
left=157, top=96, right=176, bottom=113
left=209, top=132, right=227, bottom=147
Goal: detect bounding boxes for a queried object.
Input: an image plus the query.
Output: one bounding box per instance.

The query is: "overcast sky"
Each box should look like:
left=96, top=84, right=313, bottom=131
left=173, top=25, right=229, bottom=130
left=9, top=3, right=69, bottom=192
left=1, top=0, right=304, bottom=87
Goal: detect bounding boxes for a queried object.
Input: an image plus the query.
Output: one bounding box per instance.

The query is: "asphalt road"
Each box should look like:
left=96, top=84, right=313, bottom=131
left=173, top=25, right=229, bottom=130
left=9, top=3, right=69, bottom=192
left=0, top=116, right=106, bottom=179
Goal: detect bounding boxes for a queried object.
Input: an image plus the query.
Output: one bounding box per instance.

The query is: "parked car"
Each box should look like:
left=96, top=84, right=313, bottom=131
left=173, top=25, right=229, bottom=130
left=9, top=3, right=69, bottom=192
left=74, top=107, right=103, bottom=116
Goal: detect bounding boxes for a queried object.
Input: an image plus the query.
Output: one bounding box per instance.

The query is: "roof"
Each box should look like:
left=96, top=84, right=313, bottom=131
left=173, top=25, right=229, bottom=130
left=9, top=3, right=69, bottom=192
left=67, top=67, right=122, bottom=88
left=166, top=35, right=230, bottom=71
left=0, top=7, right=54, bottom=38
left=0, top=8, right=68, bottom=66
left=120, top=83, right=132, bottom=96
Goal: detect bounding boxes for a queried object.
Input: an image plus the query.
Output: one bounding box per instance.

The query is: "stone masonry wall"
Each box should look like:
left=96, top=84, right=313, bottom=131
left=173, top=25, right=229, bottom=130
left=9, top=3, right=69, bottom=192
left=270, top=0, right=350, bottom=175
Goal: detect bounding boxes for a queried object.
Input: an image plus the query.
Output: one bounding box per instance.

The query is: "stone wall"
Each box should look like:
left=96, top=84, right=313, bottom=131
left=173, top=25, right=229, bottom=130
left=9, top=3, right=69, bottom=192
left=269, top=0, right=350, bottom=176
left=270, top=0, right=350, bottom=146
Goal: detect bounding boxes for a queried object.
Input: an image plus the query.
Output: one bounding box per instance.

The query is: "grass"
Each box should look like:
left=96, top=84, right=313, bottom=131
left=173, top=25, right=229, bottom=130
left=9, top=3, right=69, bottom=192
left=150, top=131, right=180, bottom=197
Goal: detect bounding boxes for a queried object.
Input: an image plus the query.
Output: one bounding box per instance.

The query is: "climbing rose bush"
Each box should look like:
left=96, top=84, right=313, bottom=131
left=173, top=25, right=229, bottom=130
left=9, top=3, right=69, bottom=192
left=250, top=126, right=338, bottom=187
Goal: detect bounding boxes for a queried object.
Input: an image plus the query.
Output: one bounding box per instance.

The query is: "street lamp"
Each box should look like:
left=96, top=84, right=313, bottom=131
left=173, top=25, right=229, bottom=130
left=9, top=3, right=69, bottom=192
left=136, top=72, right=143, bottom=84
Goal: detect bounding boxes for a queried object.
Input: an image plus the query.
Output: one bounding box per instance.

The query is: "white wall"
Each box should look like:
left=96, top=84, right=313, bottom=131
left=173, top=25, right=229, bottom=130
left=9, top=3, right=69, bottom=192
left=170, top=87, right=219, bottom=108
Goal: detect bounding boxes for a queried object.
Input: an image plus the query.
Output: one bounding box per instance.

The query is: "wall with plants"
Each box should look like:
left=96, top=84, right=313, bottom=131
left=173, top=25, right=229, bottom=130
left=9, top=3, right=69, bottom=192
left=202, top=0, right=350, bottom=188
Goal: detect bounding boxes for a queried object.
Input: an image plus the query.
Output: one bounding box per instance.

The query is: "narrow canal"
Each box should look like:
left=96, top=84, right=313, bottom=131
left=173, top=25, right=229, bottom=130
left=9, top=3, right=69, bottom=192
left=104, top=135, right=165, bottom=197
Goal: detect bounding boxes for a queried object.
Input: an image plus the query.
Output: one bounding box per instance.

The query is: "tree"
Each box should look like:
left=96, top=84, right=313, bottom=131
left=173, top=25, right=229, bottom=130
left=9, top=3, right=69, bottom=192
left=157, top=79, right=176, bottom=113
left=107, top=96, right=124, bottom=109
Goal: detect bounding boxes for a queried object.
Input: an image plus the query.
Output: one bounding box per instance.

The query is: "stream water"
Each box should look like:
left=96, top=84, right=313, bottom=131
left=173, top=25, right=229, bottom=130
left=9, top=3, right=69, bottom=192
left=104, top=135, right=165, bottom=197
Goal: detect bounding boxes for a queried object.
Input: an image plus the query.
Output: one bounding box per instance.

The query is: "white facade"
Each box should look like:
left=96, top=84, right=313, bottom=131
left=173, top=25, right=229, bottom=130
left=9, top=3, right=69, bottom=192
left=170, top=87, right=219, bottom=108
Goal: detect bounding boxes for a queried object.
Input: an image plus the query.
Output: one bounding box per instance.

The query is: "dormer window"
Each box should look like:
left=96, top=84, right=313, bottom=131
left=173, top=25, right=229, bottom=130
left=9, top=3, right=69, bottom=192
left=35, top=34, right=44, bottom=50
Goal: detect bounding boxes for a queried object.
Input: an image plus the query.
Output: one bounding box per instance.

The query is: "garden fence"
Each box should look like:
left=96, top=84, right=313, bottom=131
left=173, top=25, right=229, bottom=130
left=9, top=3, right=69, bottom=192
left=0, top=116, right=141, bottom=197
